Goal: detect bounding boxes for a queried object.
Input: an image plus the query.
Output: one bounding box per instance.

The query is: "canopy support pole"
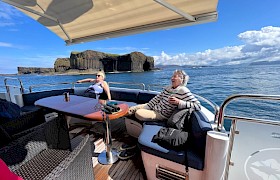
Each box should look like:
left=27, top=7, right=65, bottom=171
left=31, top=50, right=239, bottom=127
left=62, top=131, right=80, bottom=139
left=154, top=0, right=196, bottom=22
left=2, top=0, right=72, bottom=43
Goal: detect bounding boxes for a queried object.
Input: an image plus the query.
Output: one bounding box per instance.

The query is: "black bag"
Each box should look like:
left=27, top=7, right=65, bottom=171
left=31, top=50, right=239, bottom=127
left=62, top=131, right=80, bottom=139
left=152, top=127, right=188, bottom=150
left=167, top=109, right=191, bottom=130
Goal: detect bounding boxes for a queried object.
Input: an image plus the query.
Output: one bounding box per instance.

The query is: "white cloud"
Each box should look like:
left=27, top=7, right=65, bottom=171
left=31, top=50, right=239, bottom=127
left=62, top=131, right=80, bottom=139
left=238, top=26, right=280, bottom=47
left=0, top=41, right=30, bottom=49
left=0, top=2, right=23, bottom=27
left=0, top=42, right=13, bottom=47
left=154, top=26, right=280, bottom=66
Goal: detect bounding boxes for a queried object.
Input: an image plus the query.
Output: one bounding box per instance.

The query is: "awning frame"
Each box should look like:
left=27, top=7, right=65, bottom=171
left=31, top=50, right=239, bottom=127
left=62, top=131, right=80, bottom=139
left=3, top=0, right=73, bottom=43
left=2, top=0, right=218, bottom=45
left=66, top=12, right=217, bottom=45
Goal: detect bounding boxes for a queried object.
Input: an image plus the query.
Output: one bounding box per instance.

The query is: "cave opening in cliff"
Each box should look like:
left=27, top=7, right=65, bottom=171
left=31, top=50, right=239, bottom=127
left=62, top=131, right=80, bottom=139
left=143, top=61, right=150, bottom=71
left=102, top=59, right=114, bottom=72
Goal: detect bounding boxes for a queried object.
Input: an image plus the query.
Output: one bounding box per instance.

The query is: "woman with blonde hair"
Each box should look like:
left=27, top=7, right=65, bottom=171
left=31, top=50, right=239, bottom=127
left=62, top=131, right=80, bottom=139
left=77, top=71, right=111, bottom=104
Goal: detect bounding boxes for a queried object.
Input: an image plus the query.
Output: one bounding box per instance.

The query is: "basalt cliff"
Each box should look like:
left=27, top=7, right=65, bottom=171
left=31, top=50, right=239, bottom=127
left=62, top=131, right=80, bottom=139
left=18, top=50, right=154, bottom=74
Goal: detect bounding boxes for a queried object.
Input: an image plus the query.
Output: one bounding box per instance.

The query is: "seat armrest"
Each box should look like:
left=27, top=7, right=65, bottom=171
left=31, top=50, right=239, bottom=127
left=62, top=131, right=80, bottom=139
left=187, top=110, right=212, bottom=157
left=0, top=124, right=48, bottom=171
left=0, top=117, right=71, bottom=171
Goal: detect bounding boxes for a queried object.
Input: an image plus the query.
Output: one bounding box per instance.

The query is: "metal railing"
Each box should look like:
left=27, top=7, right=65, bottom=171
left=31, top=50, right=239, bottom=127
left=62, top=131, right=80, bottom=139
left=4, top=78, right=219, bottom=122
left=215, top=94, right=280, bottom=180
left=108, top=82, right=145, bottom=90
left=217, top=94, right=280, bottom=131
left=28, top=81, right=146, bottom=92
left=146, top=84, right=165, bottom=91
left=3, top=77, right=25, bottom=101
left=4, top=77, right=24, bottom=93
left=193, top=93, right=220, bottom=122
left=29, top=82, right=76, bottom=92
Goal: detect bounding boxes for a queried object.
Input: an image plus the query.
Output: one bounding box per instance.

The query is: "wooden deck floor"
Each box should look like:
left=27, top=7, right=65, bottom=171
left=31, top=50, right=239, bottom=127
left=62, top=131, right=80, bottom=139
left=73, top=118, right=146, bottom=180
left=92, top=138, right=146, bottom=180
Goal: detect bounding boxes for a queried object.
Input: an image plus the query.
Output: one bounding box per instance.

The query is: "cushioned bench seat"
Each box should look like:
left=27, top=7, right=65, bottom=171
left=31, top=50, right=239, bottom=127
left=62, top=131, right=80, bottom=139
left=138, top=110, right=213, bottom=171
left=138, top=124, right=204, bottom=170
left=22, top=89, right=74, bottom=114
left=23, top=89, right=74, bottom=107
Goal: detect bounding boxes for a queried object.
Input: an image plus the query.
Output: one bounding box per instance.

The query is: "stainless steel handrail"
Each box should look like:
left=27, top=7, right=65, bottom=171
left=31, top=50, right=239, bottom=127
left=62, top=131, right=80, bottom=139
left=4, top=77, right=24, bottom=93
left=147, top=84, right=165, bottom=91
left=193, top=93, right=220, bottom=123
left=217, top=94, right=280, bottom=131
left=224, top=114, right=280, bottom=126
left=4, top=77, right=24, bottom=101
left=29, top=82, right=75, bottom=92
left=216, top=94, right=280, bottom=180
left=108, top=82, right=145, bottom=90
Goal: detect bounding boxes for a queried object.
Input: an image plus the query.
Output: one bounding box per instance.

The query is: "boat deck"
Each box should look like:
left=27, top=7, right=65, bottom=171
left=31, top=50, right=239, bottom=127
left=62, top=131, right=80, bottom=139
left=71, top=118, right=146, bottom=180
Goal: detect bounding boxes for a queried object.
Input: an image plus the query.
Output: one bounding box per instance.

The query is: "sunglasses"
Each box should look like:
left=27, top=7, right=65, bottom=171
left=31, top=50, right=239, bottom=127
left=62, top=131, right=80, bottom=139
left=96, top=75, right=102, bottom=77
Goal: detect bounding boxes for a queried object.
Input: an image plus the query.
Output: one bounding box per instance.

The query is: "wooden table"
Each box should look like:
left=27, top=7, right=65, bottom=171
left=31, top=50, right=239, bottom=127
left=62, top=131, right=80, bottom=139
left=35, top=95, right=129, bottom=164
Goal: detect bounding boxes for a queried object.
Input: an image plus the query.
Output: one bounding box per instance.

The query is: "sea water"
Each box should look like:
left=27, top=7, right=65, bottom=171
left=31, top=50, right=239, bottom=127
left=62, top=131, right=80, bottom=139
left=1, top=65, right=280, bottom=129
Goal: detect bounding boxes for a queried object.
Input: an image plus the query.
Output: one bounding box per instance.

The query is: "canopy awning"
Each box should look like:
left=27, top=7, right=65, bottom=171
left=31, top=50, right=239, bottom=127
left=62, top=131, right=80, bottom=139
left=2, top=0, right=219, bottom=45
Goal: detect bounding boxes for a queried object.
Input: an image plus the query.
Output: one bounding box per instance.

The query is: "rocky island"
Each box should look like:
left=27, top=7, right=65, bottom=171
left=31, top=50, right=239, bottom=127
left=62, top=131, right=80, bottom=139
left=18, top=50, right=155, bottom=74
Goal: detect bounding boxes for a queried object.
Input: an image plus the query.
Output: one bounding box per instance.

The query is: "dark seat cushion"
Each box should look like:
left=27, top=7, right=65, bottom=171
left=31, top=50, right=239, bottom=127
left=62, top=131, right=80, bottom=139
left=0, top=99, right=21, bottom=122
left=22, top=89, right=74, bottom=106
left=20, top=105, right=41, bottom=113
left=187, top=110, right=212, bottom=157
left=138, top=124, right=204, bottom=170
left=138, top=110, right=213, bottom=170
left=1, top=109, right=45, bottom=136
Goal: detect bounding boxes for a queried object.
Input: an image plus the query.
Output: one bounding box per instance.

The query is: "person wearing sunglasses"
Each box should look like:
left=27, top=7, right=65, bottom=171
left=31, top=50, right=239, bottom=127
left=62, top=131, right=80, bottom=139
left=76, top=71, right=111, bottom=104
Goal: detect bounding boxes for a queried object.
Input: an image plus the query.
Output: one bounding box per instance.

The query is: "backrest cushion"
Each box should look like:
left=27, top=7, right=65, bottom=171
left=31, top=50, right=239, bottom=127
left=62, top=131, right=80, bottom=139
left=0, top=99, right=21, bottom=122
left=74, top=87, right=96, bottom=98
left=186, top=110, right=212, bottom=157
left=22, top=89, right=74, bottom=106
left=110, top=88, right=139, bottom=102
left=137, top=91, right=158, bottom=104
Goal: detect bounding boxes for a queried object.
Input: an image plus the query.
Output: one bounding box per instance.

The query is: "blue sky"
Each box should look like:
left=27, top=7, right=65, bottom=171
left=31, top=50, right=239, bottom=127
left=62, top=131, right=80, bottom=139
left=1, top=0, right=280, bottom=74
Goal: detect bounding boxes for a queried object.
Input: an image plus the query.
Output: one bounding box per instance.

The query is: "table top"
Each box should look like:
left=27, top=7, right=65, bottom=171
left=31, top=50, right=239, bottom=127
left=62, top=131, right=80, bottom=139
left=35, top=95, right=130, bottom=121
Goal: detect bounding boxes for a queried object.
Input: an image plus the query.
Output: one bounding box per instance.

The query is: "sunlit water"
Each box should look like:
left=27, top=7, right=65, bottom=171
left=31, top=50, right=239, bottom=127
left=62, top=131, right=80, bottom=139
left=1, top=65, right=280, bottom=129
